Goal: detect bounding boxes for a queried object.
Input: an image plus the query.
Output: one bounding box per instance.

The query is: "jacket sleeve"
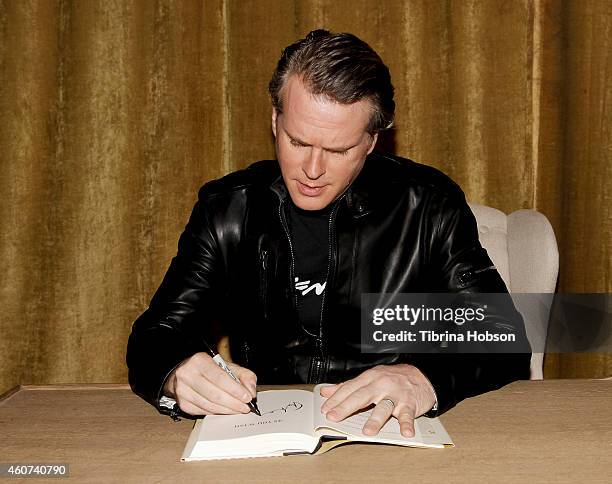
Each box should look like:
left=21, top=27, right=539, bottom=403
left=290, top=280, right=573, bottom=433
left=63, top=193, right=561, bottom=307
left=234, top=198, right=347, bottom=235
left=408, top=190, right=532, bottom=416
left=126, top=187, right=225, bottom=413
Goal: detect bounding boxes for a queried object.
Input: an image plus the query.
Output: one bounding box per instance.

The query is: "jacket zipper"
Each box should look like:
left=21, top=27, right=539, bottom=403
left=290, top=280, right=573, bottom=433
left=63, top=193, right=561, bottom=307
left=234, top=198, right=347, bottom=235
left=311, top=198, right=343, bottom=383
left=276, top=194, right=343, bottom=384
left=259, top=249, right=269, bottom=320
left=242, top=341, right=251, bottom=366
left=278, top=201, right=298, bottom=314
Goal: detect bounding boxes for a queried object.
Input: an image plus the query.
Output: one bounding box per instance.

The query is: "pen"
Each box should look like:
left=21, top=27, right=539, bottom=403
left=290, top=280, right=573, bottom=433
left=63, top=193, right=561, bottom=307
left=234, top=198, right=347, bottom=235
left=201, top=340, right=261, bottom=416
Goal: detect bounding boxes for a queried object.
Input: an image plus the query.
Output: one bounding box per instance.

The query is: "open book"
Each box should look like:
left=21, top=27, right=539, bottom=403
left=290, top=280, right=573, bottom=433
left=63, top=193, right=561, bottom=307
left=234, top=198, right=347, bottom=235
left=181, top=384, right=453, bottom=461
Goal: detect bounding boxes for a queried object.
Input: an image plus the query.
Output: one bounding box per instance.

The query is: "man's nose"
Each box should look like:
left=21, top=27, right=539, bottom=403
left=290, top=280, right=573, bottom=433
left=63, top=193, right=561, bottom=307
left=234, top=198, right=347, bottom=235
left=302, top=148, right=326, bottom=180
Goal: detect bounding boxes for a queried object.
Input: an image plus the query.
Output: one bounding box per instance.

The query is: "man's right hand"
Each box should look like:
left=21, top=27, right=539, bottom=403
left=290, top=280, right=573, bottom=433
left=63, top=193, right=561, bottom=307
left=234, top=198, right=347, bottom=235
left=162, top=352, right=258, bottom=416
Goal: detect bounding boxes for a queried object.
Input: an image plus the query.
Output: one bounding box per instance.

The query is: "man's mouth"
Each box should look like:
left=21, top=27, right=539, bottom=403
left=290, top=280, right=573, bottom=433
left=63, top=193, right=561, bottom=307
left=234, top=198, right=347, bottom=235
left=296, top=180, right=326, bottom=196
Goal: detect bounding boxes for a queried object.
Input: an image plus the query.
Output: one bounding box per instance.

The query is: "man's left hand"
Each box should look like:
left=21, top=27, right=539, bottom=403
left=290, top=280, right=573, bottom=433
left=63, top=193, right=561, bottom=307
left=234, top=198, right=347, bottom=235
left=319, top=364, right=436, bottom=438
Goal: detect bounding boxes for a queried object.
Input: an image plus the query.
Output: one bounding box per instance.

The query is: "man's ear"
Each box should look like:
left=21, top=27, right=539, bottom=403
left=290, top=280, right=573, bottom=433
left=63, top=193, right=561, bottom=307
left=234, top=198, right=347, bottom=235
left=367, top=132, right=379, bottom=154
left=271, top=108, right=278, bottom=138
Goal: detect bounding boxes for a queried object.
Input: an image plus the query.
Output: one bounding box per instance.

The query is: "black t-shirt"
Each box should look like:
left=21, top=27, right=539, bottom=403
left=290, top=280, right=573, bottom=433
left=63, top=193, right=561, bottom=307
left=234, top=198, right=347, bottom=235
left=285, top=200, right=331, bottom=337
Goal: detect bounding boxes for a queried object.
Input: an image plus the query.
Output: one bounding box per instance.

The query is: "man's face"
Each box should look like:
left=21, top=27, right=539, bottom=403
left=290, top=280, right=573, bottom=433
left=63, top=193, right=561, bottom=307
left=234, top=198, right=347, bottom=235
left=272, top=76, right=378, bottom=211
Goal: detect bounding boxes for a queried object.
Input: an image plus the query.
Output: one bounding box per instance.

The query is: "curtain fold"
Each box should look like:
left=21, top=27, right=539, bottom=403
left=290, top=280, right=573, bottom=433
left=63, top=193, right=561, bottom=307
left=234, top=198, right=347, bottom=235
left=0, top=0, right=610, bottom=393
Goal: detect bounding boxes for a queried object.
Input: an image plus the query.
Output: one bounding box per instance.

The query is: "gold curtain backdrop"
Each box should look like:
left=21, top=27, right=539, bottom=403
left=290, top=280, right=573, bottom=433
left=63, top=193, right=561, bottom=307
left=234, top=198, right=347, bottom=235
left=0, top=0, right=610, bottom=394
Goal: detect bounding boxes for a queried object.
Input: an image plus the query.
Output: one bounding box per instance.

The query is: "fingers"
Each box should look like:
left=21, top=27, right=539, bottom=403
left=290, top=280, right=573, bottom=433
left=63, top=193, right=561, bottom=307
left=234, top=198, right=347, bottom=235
left=200, top=356, right=253, bottom=403
left=396, top=408, right=416, bottom=438
left=362, top=399, right=395, bottom=436
left=320, top=377, right=368, bottom=414
left=177, top=385, right=245, bottom=416
left=188, top=370, right=250, bottom=413
left=318, top=365, right=428, bottom=438
left=172, top=353, right=257, bottom=415
left=319, top=384, right=338, bottom=398
left=325, top=386, right=374, bottom=422
left=230, top=363, right=258, bottom=398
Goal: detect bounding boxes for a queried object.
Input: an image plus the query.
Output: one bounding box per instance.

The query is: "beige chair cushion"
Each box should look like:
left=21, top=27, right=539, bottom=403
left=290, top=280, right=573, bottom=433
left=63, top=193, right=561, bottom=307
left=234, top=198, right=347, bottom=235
left=468, top=204, right=511, bottom=288
left=468, top=204, right=559, bottom=379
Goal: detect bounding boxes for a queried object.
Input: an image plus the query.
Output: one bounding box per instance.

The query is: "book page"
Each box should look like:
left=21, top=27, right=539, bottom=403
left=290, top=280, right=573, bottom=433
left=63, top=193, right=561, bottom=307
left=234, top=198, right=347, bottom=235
left=194, top=389, right=315, bottom=442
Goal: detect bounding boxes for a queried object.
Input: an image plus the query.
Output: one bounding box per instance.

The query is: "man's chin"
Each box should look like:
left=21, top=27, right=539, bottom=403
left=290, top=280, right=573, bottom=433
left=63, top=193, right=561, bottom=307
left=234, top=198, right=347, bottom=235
left=289, top=193, right=332, bottom=211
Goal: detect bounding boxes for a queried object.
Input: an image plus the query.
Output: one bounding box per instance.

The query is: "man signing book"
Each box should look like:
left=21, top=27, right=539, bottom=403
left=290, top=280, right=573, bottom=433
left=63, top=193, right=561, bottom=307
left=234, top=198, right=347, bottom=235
left=127, top=29, right=530, bottom=438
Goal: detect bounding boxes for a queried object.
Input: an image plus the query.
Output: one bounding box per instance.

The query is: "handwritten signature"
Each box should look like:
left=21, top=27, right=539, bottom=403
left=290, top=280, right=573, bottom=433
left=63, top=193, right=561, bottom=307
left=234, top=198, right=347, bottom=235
left=262, top=401, right=304, bottom=415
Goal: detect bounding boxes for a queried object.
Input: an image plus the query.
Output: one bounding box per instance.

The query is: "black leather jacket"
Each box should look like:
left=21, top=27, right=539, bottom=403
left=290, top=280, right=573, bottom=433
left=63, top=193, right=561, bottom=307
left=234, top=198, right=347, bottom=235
left=127, top=152, right=531, bottom=416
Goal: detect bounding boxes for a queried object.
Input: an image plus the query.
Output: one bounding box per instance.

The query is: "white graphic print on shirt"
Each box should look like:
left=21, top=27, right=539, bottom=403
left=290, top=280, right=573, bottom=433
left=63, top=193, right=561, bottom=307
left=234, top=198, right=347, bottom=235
left=294, top=276, right=326, bottom=296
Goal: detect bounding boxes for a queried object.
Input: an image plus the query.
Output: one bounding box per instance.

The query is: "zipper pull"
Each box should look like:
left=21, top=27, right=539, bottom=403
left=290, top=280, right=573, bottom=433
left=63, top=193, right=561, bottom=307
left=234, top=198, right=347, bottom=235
left=315, top=337, right=324, bottom=356
left=259, top=249, right=269, bottom=319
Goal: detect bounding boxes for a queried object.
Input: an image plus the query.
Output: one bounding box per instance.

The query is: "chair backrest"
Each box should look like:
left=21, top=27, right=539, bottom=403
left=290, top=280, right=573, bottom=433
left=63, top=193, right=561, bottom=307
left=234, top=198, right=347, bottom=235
left=468, top=203, right=559, bottom=379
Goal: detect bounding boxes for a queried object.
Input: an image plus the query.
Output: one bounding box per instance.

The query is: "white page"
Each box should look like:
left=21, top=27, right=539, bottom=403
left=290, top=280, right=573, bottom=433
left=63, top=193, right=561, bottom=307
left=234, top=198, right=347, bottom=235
left=194, top=389, right=315, bottom=442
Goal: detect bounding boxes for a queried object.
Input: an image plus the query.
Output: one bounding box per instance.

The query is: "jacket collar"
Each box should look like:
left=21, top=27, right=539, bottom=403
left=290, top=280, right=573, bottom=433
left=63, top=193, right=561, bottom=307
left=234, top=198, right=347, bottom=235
left=269, top=153, right=377, bottom=219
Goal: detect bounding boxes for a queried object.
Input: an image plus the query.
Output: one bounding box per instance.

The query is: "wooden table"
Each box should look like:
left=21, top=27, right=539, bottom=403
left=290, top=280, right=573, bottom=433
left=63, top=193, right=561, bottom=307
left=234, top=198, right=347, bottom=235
left=1, top=380, right=611, bottom=483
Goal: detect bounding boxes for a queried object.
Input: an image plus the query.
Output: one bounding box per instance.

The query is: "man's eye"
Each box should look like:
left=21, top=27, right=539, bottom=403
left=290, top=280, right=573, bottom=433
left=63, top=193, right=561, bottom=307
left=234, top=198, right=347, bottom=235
left=333, top=150, right=349, bottom=156
left=290, top=140, right=305, bottom=148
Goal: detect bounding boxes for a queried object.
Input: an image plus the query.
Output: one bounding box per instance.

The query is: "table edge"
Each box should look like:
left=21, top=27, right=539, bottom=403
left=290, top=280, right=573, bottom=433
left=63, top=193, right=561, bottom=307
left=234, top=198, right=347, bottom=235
left=0, top=383, right=131, bottom=403
left=1, top=378, right=610, bottom=404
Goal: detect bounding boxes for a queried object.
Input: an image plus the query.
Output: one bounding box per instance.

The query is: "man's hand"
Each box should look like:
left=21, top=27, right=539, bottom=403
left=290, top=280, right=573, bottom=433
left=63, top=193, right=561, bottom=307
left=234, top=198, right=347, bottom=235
left=163, top=352, right=257, bottom=416
left=319, top=364, right=436, bottom=437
